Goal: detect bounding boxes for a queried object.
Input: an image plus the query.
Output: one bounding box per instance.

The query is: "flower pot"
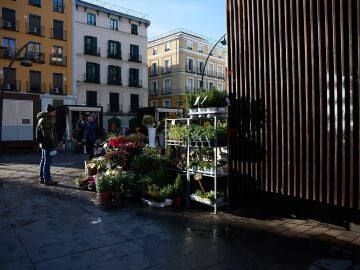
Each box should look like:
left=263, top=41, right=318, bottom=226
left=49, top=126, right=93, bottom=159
left=173, top=195, right=183, bottom=207
left=147, top=127, right=156, bottom=147
left=99, top=192, right=111, bottom=205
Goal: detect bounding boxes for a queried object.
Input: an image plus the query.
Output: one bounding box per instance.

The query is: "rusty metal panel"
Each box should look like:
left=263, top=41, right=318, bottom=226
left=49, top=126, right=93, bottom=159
left=227, top=0, right=360, bottom=209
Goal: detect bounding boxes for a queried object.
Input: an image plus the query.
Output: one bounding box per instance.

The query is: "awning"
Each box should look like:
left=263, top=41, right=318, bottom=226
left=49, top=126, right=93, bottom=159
left=67, top=106, right=102, bottom=112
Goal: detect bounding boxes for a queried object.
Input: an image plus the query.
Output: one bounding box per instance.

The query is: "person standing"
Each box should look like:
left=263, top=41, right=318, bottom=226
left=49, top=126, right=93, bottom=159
left=36, top=104, right=59, bottom=186
left=80, top=115, right=97, bottom=160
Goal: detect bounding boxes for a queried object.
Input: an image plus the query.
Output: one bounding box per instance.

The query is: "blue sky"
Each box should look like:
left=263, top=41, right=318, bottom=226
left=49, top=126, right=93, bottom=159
left=88, top=0, right=226, bottom=41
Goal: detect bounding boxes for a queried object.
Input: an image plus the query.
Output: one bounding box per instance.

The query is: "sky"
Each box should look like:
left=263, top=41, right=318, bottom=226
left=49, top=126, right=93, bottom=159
left=85, top=0, right=226, bottom=41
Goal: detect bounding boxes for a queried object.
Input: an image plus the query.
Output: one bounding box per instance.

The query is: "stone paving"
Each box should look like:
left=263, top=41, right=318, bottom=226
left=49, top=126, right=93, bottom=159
left=0, top=151, right=359, bottom=269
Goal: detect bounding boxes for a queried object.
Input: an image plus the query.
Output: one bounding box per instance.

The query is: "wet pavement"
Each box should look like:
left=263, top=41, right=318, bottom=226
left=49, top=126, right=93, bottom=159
left=0, top=151, right=360, bottom=269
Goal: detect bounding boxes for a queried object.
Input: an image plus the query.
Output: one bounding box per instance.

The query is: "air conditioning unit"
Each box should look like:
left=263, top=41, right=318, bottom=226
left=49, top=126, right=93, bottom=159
left=2, top=21, right=11, bottom=28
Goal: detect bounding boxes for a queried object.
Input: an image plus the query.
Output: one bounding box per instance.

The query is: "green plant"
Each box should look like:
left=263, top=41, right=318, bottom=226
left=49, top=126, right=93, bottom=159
left=96, top=175, right=111, bottom=193
left=173, top=174, right=185, bottom=196
left=185, top=92, right=197, bottom=109
left=194, top=190, right=224, bottom=202
left=168, top=125, right=189, bottom=142
left=159, top=184, right=174, bottom=199
left=190, top=125, right=205, bottom=141
left=131, top=146, right=162, bottom=175
left=205, top=88, right=227, bottom=107
left=142, top=114, right=155, bottom=126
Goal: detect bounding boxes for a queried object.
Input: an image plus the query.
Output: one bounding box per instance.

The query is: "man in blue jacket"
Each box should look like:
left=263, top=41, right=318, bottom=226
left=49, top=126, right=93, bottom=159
left=80, top=115, right=97, bottom=160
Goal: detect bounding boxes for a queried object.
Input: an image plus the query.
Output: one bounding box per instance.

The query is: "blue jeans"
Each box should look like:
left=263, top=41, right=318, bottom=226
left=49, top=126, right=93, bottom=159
left=39, top=148, right=53, bottom=183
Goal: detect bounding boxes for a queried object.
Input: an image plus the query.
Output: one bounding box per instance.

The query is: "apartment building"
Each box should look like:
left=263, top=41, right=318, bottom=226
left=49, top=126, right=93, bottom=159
left=147, top=30, right=226, bottom=108
left=0, top=0, right=74, bottom=106
left=75, top=0, right=150, bottom=129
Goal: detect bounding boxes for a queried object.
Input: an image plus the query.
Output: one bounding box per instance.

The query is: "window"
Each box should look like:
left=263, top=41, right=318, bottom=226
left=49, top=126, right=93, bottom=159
left=208, top=81, right=214, bottom=90
left=29, top=0, right=41, bottom=7
left=108, top=65, right=121, bottom=85
left=198, top=61, right=205, bottom=74
left=164, top=59, right=171, bottom=74
left=51, top=46, right=63, bottom=64
left=52, top=20, right=64, bottom=40
left=163, top=99, right=170, bottom=108
left=53, top=99, right=64, bottom=107
left=86, top=62, right=100, bottom=83
left=152, top=47, right=158, bottom=55
left=198, top=45, right=204, bottom=53
left=186, top=77, right=194, bottom=93
left=130, top=94, right=139, bottom=113
left=86, top=91, right=97, bottom=106
left=150, top=101, right=158, bottom=107
left=165, top=42, right=170, bottom=51
left=27, top=42, right=42, bottom=62
left=217, top=82, right=224, bottom=91
left=87, top=13, right=96, bottom=26
left=84, top=36, right=98, bottom=56
left=2, top=8, right=16, bottom=31
left=53, top=0, right=64, bottom=13
left=3, top=68, right=16, bottom=90
left=129, top=68, right=140, bottom=87
left=129, top=44, right=140, bottom=62
left=131, top=24, right=138, bottom=35
left=208, top=63, right=214, bottom=77
left=186, top=58, right=194, bottom=73
left=2, top=37, right=16, bottom=57
left=108, top=40, right=121, bottom=59
left=29, top=70, right=41, bottom=92
left=110, top=18, right=118, bottom=30
left=28, top=14, right=41, bottom=35
left=52, top=73, right=63, bottom=94
left=163, top=78, right=171, bottom=94
left=109, top=93, right=119, bottom=112
left=150, top=80, right=158, bottom=95
left=151, top=62, right=158, bottom=76
left=187, top=40, right=193, bottom=50
left=217, top=65, right=224, bottom=79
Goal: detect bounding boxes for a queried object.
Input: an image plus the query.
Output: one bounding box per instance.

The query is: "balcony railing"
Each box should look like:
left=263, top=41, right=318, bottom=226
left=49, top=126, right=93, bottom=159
left=51, top=28, right=67, bottom=40
left=50, top=84, right=67, bottom=95
left=162, top=67, right=172, bottom=75
left=0, top=18, right=19, bottom=31
left=197, top=67, right=204, bottom=75
left=26, top=24, right=45, bottom=36
left=128, top=79, right=142, bottom=88
left=162, top=87, right=171, bottom=95
left=107, top=49, right=122, bottom=59
left=50, top=54, right=67, bottom=66
left=149, top=90, right=158, bottom=96
left=216, top=72, right=224, bottom=79
left=84, top=73, right=100, bottom=84
left=26, top=81, right=46, bottom=93
left=31, top=52, right=45, bottom=64
left=0, top=46, right=19, bottom=59
left=53, top=3, right=65, bottom=13
left=207, top=70, right=215, bottom=78
left=84, top=47, right=101, bottom=56
left=0, top=79, right=21, bottom=92
left=185, top=65, right=196, bottom=73
left=107, top=76, right=122, bottom=86
left=149, top=69, right=159, bottom=77
left=186, top=86, right=195, bottom=93
left=107, top=104, right=120, bottom=113
left=128, top=53, right=142, bottom=63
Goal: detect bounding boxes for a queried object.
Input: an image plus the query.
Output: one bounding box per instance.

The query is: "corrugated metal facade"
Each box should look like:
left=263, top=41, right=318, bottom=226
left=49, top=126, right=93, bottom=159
left=226, top=0, right=360, bottom=209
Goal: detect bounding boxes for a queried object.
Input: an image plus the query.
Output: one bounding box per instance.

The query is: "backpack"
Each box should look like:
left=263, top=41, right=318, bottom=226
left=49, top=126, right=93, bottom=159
left=36, top=120, right=44, bottom=143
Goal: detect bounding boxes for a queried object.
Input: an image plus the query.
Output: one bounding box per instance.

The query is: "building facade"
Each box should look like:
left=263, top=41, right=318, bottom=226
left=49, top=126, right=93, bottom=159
left=147, top=30, right=226, bottom=109
left=0, top=0, right=74, bottom=107
left=74, top=0, right=150, bottom=130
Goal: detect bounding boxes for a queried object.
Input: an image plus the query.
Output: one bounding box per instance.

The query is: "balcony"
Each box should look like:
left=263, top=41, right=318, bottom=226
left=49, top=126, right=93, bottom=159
left=0, top=18, right=19, bottom=31
left=128, top=79, right=142, bottom=88
left=53, top=3, right=65, bottom=13
left=84, top=47, right=101, bottom=57
left=128, top=53, right=142, bottom=63
left=107, top=76, right=122, bottom=86
left=26, top=24, right=45, bottom=36
left=149, top=69, right=159, bottom=77
left=26, top=81, right=46, bottom=93
left=50, top=54, right=67, bottom=66
left=84, top=73, right=100, bottom=84
left=162, top=67, right=172, bottom=75
left=185, top=65, right=196, bottom=74
left=0, top=79, right=21, bottom=92
left=50, top=84, right=67, bottom=95
left=0, top=47, right=19, bottom=59
left=107, top=49, right=122, bottom=60
left=149, top=89, right=158, bottom=96
left=51, top=28, right=67, bottom=40
left=162, top=87, right=171, bottom=95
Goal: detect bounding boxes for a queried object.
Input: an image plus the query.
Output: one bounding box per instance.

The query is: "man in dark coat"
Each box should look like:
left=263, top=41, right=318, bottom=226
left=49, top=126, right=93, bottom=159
left=36, top=104, right=59, bottom=186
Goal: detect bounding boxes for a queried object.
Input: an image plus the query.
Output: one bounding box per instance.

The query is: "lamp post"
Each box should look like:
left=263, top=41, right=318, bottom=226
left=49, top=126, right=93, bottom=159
left=0, top=41, right=34, bottom=142
left=200, top=34, right=226, bottom=91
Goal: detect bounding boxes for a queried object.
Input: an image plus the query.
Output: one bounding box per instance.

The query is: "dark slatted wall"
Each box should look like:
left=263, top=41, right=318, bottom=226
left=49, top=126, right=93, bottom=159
left=226, top=0, right=360, bottom=209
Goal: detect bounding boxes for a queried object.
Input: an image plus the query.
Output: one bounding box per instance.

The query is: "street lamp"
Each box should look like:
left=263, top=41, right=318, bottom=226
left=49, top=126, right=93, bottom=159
left=200, top=34, right=227, bottom=91
left=0, top=41, right=35, bottom=142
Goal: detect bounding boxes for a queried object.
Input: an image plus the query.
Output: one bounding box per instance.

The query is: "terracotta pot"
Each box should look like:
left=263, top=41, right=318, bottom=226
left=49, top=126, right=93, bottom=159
left=173, top=195, right=183, bottom=207
left=99, top=192, right=111, bottom=204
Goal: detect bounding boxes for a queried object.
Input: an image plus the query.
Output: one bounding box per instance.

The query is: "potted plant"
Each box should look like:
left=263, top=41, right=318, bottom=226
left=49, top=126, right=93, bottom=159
left=168, top=124, right=189, bottom=143
left=205, top=88, right=227, bottom=114
left=142, top=115, right=156, bottom=147
left=185, top=92, right=198, bottom=118
left=197, top=91, right=207, bottom=117
left=173, top=173, right=185, bottom=207
left=188, top=159, right=199, bottom=173
left=96, top=175, right=111, bottom=205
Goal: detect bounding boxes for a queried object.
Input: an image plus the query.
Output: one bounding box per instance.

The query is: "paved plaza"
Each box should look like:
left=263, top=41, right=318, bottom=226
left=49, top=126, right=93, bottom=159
left=0, top=151, right=359, bottom=269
